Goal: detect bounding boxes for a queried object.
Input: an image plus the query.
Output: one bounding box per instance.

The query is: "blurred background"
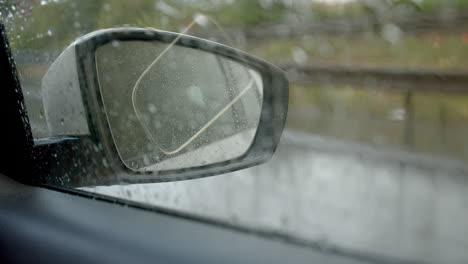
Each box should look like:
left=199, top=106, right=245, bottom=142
left=2, top=0, right=468, bottom=263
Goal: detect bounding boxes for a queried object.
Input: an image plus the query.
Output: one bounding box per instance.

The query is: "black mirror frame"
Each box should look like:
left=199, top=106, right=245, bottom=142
left=59, top=27, right=288, bottom=185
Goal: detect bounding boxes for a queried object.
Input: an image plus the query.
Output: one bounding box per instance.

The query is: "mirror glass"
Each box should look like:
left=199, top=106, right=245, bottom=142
left=95, top=40, right=263, bottom=172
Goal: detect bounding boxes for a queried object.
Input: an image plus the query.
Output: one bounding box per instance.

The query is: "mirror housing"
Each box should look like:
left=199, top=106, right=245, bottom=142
left=41, top=27, right=288, bottom=185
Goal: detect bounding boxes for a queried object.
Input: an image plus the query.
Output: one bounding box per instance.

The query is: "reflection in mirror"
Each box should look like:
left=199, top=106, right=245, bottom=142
left=95, top=40, right=263, bottom=172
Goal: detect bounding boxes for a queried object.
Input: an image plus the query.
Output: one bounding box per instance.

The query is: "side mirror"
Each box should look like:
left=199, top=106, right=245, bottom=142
left=41, top=27, right=288, bottom=185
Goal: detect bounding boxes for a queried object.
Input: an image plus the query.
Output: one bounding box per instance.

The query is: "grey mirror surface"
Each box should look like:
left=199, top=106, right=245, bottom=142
left=95, top=40, right=263, bottom=172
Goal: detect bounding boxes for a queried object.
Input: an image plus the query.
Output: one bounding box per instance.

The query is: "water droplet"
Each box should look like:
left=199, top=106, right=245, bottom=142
left=382, top=24, right=402, bottom=45
left=143, top=155, right=150, bottom=165
left=194, top=13, right=209, bottom=26
left=102, top=158, right=109, bottom=168
left=148, top=104, right=157, bottom=114
left=292, top=47, right=308, bottom=65
left=144, top=30, right=156, bottom=36
left=111, top=40, right=120, bottom=47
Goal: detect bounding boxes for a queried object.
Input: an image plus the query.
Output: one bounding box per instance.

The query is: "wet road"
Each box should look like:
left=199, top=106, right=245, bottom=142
left=85, top=129, right=468, bottom=264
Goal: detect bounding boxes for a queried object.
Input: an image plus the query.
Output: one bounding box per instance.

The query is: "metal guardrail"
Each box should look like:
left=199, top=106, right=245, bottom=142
left=279, top=64, right=468, bottom=149
left=280, top=64, right=468, bottom=94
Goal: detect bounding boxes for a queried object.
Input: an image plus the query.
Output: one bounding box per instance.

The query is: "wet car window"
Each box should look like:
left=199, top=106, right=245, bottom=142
left=2, top=0, right=468, bottom=263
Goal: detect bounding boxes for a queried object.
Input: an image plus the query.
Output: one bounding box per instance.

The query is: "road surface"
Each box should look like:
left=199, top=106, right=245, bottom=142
left=85, top=129, right=468, bottom=264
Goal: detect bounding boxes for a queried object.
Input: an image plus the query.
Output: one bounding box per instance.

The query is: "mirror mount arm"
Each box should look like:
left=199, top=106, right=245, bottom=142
left=41, top=45, right=90, bottom=139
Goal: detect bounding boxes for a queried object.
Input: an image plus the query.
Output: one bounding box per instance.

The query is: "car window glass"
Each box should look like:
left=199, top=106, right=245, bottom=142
left=2, top=1, right=468, bottom=263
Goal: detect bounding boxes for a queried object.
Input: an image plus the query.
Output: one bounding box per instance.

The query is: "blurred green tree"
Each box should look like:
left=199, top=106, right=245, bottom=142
left=208, top=0, right=286, bottom=26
